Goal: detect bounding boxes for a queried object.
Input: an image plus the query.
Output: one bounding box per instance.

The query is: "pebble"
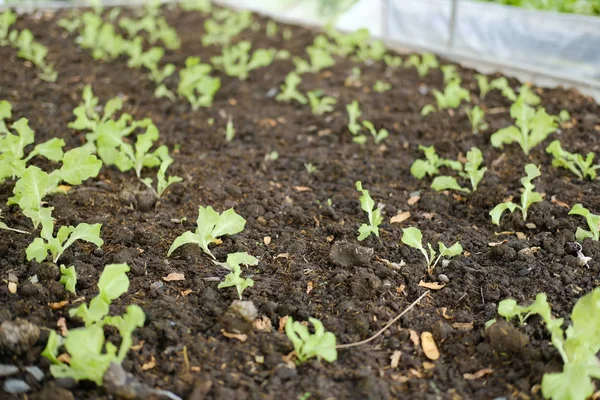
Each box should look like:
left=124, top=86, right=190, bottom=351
left=3, top=379, right=30, bottom=394
left=0, top=319, right=41, bottom=355
left=437, top=274, right=449, bottom=283
left=0, top=364, right=18, bottom=377
left=329, top=241, right=374, bottom=268
left=25, top=366, right=44, bottom=382
left=228, top=300, right=258, bottom=323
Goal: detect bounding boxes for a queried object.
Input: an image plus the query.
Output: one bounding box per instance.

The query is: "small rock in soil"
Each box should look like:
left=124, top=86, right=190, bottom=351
left=0, top=319, right=40, bottom=355
left=437, top=274, right=449, bottom=283
left=25, top=366, right=44, bottom=382
left=228, top=300, right=258, bottom=323
left=329, top=241, right=373, bottom=268
left=36, top=263, right=59, bottom=282
left=0, top=364, right=18, bottom=377
left=3, top=379, right=31, bottom=394
left=220, top=300, right=258, bottom=334
left=488, top=244, right=516, bottom=261
left=432, top=321, right=453, bottom=341
left=136, top=190, right=157, bottom=212
left=32, top=384, right=74, bottom=400
left=104, top=362, right=181, bottom=400
left=487, top=319, right=529, bottom=354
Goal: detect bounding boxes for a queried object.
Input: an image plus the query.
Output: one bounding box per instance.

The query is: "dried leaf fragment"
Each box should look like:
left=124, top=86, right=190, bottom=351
left=407, top=195, right=420, bottom=205
left=49, top=300, right=69, bottom=310
left=294, top=186, right=312, bottom=192
left=418, top=280, right=446, bottom=290
left=409, top=329, right=420, bottom=346
left=391, top=211, right=411, bottom=224
left=263, top=236, right=272, bottom=245
left=390, top=351, right=402, bottom=369
left=253, top=316, right=273, bottom=332
left=551, top=195, right=569, bottom=209
left=306, top=281, right=314, bottom=295
left=141, top=356, right=156, bottom=370
left=8, top=282, right=17, bottom=294
left=463, top=368, right=493, bottom=380
left=163, top=273, right=185, bottom=281
left=421, top=332, right=440, bottom=360
left=221, top=329, right=247, bottom=342
left=452, top=322, right=474, bottom=331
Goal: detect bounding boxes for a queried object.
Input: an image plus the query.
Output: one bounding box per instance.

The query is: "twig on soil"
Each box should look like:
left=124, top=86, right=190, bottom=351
left=336, top=290, right=430, bottom=349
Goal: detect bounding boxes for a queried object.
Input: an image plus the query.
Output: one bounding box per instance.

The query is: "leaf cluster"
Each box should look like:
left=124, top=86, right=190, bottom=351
left=401, top=227, right=462, bottom=274
left=546, top=140, right=599, bottom=180
left=569, top=204, right=600, bottom=241
left=276, top=72, right=307, bottom=105
left=212, top=41, right=275, bottom=80
left=410, top=145, right=462, bottom=180
left=405, top=53, right=439, bottom=77
left=356, top=181, right=383, bottom=241
left=177, top=57, right=221, bottom=110
left=307, top=90, right=337, bottom=116
left=431, top=147, right=487, bottom=193
left=285, top=317, right=337, bottom=364
left=489, top=164, right=542, bottom=225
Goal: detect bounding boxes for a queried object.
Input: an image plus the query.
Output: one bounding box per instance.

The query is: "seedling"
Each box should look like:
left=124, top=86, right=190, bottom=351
left=0, top=9, right=16, bottom=45
left=495, top=288, right=600, bottom=400
left=344, top=67, right=361, bottom=87
left=216, top=252, right=257, bottom=299
left=491, top=95, right=556, bottom=155
left=202, top=10, right=253, bottom=46
left=384, top=54, right=402, bottom=68
left=285, top=317, right=337, bottom=364
left=373, top=80, right=391, bottom=93
left=69, top=85, right=124, bottom=132
left=60, top=265, right=77, bottom=294
left=141, top=146, right=183, bottom=198
left=225, top=117, right=236, bottom=142
left=433, top=79, right=470, bottom=110
left=354, top=39, right=385, bottom=63
left=569, top=204, right=600, bottom=241
left=441, top=65, right=459, bottom=83
left=490, top=164, right=542, bottom=225
left=304, top=163, right=318, bottom=174
left=178, top=57, right=221, bottom=110
left=410, top=145, right=462, bottom=180
left=558, top=110, right=571, bottom=123
left=465, top=106, right=488, bottom=134
left=405, top=53, right=439, bottom=77
left=401, top=227, right=462, bottom=274
left=266, top=20, right=277, bottom=38
left=420, top=105, right=436, bottom=117
left=211, top=41, right=275, bottom=80
left=307, top=90, right=336, bottom=115
left=181, top=0, right=212, bottom=12
left=431, top=148, right=487, bottom=193
left=276, top=72, right=307, bottom=104
left=431, top=176, right=469, bottom=193
left=168, top=206, right=246, bottom=259
left=356, top=181, right=383, bottom=241
left=0, top=99, right=10, bottom=134
left=25, top=207, right=103, bottom=264
left=346, top=101, right=364, bottom=142
left=43, top=264, right=145, bottom=385
left=293, top=46, right=335, bottom=74
left=362, top=120, right=389, bottom=144
left=546, top=140, right=599, bottom=180
left=12, top=29, right=57, bottom=82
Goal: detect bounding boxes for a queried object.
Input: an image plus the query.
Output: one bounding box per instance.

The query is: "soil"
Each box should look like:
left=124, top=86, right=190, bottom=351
left=1, top=4, right=600, bottom=400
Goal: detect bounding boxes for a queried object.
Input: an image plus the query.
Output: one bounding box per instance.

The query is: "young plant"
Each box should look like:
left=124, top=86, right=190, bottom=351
left=401, top=227, right=462, bottom=275
left=491, top=77, right=516, bottom=101
left=181, top=0, right=212, bottom=12
left=489, top=164, right=542, bottom=225
left=345, top=101, right=365, bottom=143
left=43, top=264, right=145, bottom=385
left=307, top=90, right=336, bottom=115
left=495, top=288, right=600, bottom=400
left=211, top=41, right=275, bottom=80
left=405, top=53, right=439, bottom=77
left=293, top=46, right=335, bottom=74
left=225, top=117, right=236, bottom=142
left=432, top=79, right=470, bottom=110
left=420, top=104, right=436, bottom=117
left=0, top=9, right=17, bottom=45
left=491, top=96, right=557, bottom=155
left=266, top=20, right=277, bottom=38
left=68, top=85, right=124, bottom=132
left=304, top=163, right=318, bottom=174
left=216, top=252, right=257, bottom=299
left=384, top=54, right=402, bottom=68
left=546, top=140, right=599, bottom=180
left=12, top=29, right=57, bottom=82
left=276, top=72, right=307, bottom=105
left=431, top=148, right=487, bottom=193
left=362, top=120, right=389, bottom=144
left=285, top=317, right=337, bottom=364
left=177, top=57, right=221, bottom=110
left=373, top=80, right=391, bottom=93
left=168, top=206, right=246, bottom=259
left=202, top=10, right=253, bottom=46
left=0, top=99, right=10, bottom=134
left=141, top=146, right=182, bottom=197
left=60, top=265, right=77, bottom=294
left=569, top=204, right=600, bottom=242
left=356, top=181, right=383, bottom=241
left=410, top=145, right=462, bottom=180
left=465, top=106, right=488, bottom=134
left=25, top=207, right=103, bottom=264
left=441, top=65, right=459, bottom=83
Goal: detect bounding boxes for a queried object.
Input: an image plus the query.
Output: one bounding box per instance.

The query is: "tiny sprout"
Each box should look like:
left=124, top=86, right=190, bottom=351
left=225, top=116, right=235, bottom=142
left=304, top=163, right=318, bottom=174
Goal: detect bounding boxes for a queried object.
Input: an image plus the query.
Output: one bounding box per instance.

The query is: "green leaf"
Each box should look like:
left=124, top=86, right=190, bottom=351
left=285, top=316, right=337, bottom=364
left=489, top=202, right=517, bottom=226
left=29, top=138, right=65, bottom=162
left=61, top=223, right=103, bottom=258
left=355, top=181, right=381, bottom=241
left=226, top=252, right=259, bottom=269
left=59, top=265, right=77, bottom=294
left=97, top=263, right=130, bottom=301
left=167, top=230, right=201, bottom=257
left=462, top=147, right=487, bottom=191
left=9, top=166, right=58, bottom=211
left=569, top=204, right=600, bottom=241
left=541, top=364, right=596, bottom=400
left=218, top=264, right=254, bottom=299
left=421, top=104, right=436, bottom=117
left=276, top=72, right=306, bottom=104
left=431, top=176, right=469, bottom=192
left=41, top=330, right=63, bottom=365
left=58, top=148, right=102, bottom=185
left=438, top=242, right=462, bottom=258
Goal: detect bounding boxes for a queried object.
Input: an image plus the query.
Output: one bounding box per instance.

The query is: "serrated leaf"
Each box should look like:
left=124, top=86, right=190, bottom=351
left=97, top=263, right=130, bottom=301
left=212, top=208, right=246, bottom=238
left=489, top=202, right=517, bottom=226
left=438, top=242, right=462, bottom=257
left=30, top=138, right=65, bottom=162
left=431, top=176, right=469, bottom=192
left=59, top=265, right=77, bottom=294
left=58, top=148, right=102, bottom=185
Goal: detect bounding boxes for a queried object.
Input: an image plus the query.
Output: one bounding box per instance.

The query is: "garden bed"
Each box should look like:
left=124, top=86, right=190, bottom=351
left=1, top=3, right=600, bottom=400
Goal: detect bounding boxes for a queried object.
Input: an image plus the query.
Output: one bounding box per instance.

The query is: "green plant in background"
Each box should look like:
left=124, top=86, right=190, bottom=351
left=569, top=204, right=600, bottom=241
left=180, top=0, right=212, bottom=12
left=285, top=317, right=337, bottom=364
left=202, top=10, right=253, bottom=46
left=441, top=65, right=459, bottom=83
left=401, top=227, right=462, bottom=274
left=168, top=206, right=246, bottom=259
left=356, top=181, right=383, bottom=241
left=43, top=264, right=145, bottom=385
left=211, top=41, right=276, bottom=80
left=546, top=140, right=599, bottom=180
left=307, top=90, right=337, bottom=115
left=11, top=29, right=57, bottom=82
left=362, top=120, right=389, bottom=144
left=476, top=75, right=518, bottom=100
left=410, top=145, right=462, bottom=180
left=216, top=252, right=257, bottom=299
left=68, top=85, right=124, bottom=132
left=276, top=72, right=307, bottom=104
left=490, top=164, right=542, bottom=225
left=178, top=57, right=221, bottom=110
left=225, top=117, right=236, bottom=142
left=384, top=54, right=402, bottom=68
left=480, top=0, right=600, bottom=16
left=465, top=106, right=488, bottom=134
left=405, top=53, right=439, bottom=77
left=373, top=80, right=391, bottom=93
left=293, top=46, right=335, bottom=74
left=0, top=99, right=11, bottom=134
left=346, top=100, right=362, bottom=139
left=141, top=146, right=183, bottom=197
left=421, top=104, right=436, bottom=117
left=60, top=265, right=77, bottom=294
left=431, top=148, right=487, bottom=193
left=0, top=9, right=17, bottom=45
left=433, top=79, right=471, bottom=110
left=304, top=163, right=318, bottom=174
left=495, top=287, right=600, bottom=400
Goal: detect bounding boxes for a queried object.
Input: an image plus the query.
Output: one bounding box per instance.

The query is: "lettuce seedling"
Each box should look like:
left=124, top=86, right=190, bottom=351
left=420, top=104, right=436, bottom=117
left=307, top=90, right=336, bottom=115
left=475, top=74, right=491, bottom=99
left=293, top=46, right=335, bottom=74
left=181, top=0, right=212, bottom=12
left=211, top=41, right=275, bottom=80
left=373, top=80, right=391, bottom=93
left=25, top=207, right=103, bottom=264
left=401, top=227, right=462, bottom=274
left=225, top=117, right=236, bottom=142
left=168, top=206, right=246, bottom=259
left=0, top=9, right=16, bottom=45
left=465, top=106, right=488, bottom=134
left=216, top=252, right=257, bottom=299
left=546, top=140, right=599, bottom=180
left=491, top=96, right=556, bottom=155
left=496, top=288, right=600, bottom=400
left=441, top=65, right=459, bottom=83
left=69, top=85, right=124, bottom=132
left=276, top=72, right=307, bottom=104
left=431, top=176, right=469, bottom=193
left=285, top=317, right=337, bottom=364
left=344, top=67, right=361, bottom=87
left=490, top=164, right=542, bottom=225
left=12, top=29, right=57, bottom=82
left=178, top=57, right=221, bottom=110
left=346, top=100, right=364, bottom=142
left=475, top=75, right=516, bottom=100
left=79, top=14, right=126, bottom=62
left=433, top=79, right=470, bottom=110
left=1, top=117, right=66, bottom=183
left=362, top=120, right=388, bottom=144
left=304, top=163, right=318, bottom=174
left=354, top=39, right=385, bottom=63
left=202, top=10, right=253, bottom=46
left=60, top=265, right=77, bottom=294
left=558, top=110, right=571, bottom=123
left=356, top=181, right=383, bottom=241
left=0, top=99, right=11, bottom=134
left=0, top=208, right=28, bottom=234
left=405, top=53, right=439, bottom=77
left=141, top=145, right=182, bottom=197
left=384, top=54, right=402, bottom=68
left=410, top=145, right=462, bottom=180
left=569, top=204, right=600, bottom=241
left=432, top=148, right=487, bottom=193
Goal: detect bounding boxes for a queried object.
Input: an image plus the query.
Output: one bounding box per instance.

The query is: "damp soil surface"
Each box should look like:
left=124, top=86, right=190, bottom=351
left=1, top=4, right=600, bottom=400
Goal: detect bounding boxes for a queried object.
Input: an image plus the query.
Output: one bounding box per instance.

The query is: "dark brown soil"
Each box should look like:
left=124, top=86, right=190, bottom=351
left=1, top=4, right=600, bottom=400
